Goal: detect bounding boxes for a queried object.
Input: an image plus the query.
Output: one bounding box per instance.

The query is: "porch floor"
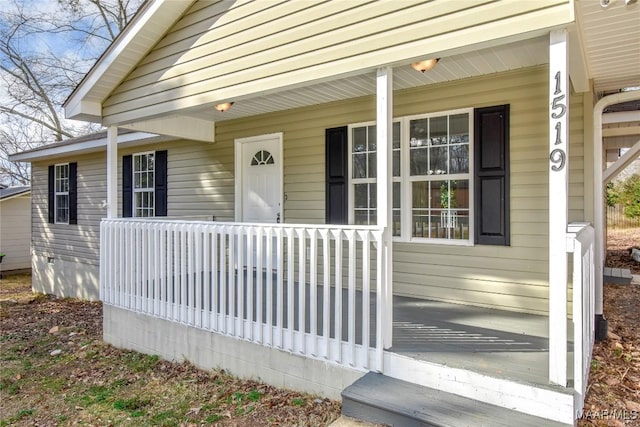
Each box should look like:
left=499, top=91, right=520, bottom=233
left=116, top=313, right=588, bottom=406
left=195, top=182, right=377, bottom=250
left=231, top=271, right=571, bottom=389
left=390, top=295, right=571, bottom=389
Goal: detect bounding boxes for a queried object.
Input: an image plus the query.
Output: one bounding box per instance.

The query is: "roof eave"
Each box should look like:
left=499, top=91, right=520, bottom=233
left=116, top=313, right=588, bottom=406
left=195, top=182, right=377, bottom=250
left=9, top=131, right=173, bottom=162
left=63, top=0, right=195, bottom=122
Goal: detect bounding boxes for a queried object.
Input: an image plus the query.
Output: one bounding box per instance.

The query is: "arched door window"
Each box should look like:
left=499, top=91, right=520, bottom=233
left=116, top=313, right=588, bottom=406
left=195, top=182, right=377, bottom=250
left=250, top=150, right=274, bottom=166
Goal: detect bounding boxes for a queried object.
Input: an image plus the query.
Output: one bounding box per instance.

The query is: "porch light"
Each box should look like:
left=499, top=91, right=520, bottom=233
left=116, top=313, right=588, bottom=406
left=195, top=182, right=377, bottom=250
left=214, top=102, right=234, bottom=112
left=411, top=58, right=440, bottom=73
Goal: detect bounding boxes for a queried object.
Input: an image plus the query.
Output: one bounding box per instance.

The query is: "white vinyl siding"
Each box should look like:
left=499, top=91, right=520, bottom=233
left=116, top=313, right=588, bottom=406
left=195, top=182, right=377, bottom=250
left=216, top=66, right=586, bottom=314
left=32, top=154, right=105, bottom=266
left=32, top=66, right=586, bottom=315
left=101, top=0, right=572, bottom=124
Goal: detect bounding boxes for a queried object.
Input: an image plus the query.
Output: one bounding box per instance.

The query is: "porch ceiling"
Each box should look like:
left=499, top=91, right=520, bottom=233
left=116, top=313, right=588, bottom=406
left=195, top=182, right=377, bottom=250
left=181, top=36, right=549, bottom=123
left=576, top=0, right=640, bottom=93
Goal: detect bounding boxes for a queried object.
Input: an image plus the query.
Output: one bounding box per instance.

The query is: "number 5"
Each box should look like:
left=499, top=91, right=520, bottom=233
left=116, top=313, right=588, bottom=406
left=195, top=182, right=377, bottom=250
left=551, top=94, right=566, bottom=119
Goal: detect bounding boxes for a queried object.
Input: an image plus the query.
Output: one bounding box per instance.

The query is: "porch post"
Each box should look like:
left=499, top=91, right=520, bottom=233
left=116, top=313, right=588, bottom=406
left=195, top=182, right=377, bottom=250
left=548, top=29, right=569, bottom=386
left=376, top=67, right=393, bottom=348
left=106, top=126, right=118, bottom=219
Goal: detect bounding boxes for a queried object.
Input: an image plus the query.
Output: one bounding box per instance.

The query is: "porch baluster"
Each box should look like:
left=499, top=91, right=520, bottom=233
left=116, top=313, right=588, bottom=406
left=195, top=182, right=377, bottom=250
left=297, top=228, right=306, bottom=354
left=333, top=229, right=343, bottom=365
left=321, top=229, right=331, bottom=360
left=266, top=226, right=273, bottom=346
left=309, top=228, right=317, bottom=357
left=286, top=228, right=294, bottom=352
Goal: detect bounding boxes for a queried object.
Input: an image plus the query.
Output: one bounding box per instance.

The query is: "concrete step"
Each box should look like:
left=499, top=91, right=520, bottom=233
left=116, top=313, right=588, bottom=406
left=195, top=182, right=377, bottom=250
left=604, top=267, right=633, bottom=284
left=342, top=372, right=570, bottom=427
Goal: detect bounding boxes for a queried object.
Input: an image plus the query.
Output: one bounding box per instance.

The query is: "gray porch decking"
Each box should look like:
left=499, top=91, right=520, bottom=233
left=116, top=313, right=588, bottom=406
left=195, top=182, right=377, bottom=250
left=221, top=270, right=570, bottom=390
left=390, top=295, right=571, bottom=389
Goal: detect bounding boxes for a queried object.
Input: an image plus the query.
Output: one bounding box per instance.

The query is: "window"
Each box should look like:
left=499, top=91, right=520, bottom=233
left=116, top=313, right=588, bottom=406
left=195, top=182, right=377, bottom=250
left=133, top=152, right=155, bottom=217
left=408, top=112, right=471, bottom=242
left=48, top=163, right=76, bottom=225
left=348, top=109, right=473, bottom=244
left=251, top=150, right=275, bottom=165
left=349, top=122, right=402, bottom=235
left=123, top=151, right=167, bottom=218
left=54, top=163, right=69, bottom=224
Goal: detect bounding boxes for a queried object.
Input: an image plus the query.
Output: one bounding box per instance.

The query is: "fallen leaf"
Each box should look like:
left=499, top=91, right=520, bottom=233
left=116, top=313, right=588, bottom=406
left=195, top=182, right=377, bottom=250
left=605, top=377, right=620, bottom=386
left=625, top=400, right=640, bottom=413
left=49, top=326, right=59, bottom=334
left=608, top=331, right=621, bottom=341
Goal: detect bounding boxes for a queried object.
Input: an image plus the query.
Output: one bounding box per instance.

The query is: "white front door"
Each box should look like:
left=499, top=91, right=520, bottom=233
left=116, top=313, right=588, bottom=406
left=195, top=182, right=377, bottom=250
left=236, top=133, right=282, bottom=223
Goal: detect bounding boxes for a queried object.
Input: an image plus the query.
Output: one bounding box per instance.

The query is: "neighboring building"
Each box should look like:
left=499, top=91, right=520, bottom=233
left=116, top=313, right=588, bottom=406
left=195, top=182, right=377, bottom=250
left=10, top=1, right=640, bottom=425
left=0, top=186, right=31, bottom=274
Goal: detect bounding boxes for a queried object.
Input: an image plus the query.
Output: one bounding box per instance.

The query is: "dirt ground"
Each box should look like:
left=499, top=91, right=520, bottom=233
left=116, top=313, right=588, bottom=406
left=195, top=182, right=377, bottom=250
left=579, top=228, right=640, bottom=426
left=2, top=228, right=639, bottom=426
left=0, top=274, right=340, bottom=426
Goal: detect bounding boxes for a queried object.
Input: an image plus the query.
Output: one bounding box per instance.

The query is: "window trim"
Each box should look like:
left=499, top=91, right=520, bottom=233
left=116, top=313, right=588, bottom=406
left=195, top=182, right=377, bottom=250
left=54, top=163, right=70, bottom=224
left=132, top=151, right=155, bottom=218
left=348, top=108, right=474, bottom=245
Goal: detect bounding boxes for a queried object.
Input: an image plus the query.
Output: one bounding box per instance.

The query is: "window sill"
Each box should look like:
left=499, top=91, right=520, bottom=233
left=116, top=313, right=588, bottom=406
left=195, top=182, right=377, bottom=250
left=393, top=236, right=474, bottom=246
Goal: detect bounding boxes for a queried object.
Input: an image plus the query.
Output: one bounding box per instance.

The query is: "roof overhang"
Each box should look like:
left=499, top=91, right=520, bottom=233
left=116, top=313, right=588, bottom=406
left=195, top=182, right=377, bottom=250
left=63, top=0, right=638, bottom=133
left=63, top=0, right=195, bottom=123
left=9, top=131, right=173, bottom=162
left=0, top=187, right=30, bottom=201
left=575, top=0, right=640, bottom=93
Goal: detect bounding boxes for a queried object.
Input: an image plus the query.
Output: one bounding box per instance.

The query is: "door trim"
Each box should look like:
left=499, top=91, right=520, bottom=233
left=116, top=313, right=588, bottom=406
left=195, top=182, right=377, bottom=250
left=234, top=132, right=284, bottom=223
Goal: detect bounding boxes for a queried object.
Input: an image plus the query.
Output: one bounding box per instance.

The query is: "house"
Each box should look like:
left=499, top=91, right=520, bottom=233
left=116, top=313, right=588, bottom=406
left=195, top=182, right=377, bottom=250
left=11, top=0, right=640, bottom=425
left=10, top=130, right=175, bottom=299
left=0, top=186, right=31, bottom=274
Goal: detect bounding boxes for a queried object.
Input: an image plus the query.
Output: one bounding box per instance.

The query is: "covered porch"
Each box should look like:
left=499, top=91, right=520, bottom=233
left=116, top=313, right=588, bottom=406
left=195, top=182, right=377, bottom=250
left=100, top=217, right=594, bottom=424
left=66, top=1, right=640, bottom=425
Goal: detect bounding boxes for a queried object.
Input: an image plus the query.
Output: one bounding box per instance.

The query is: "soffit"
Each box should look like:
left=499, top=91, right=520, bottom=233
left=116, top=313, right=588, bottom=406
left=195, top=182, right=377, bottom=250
left=576, top=0, right=640, bottom=93
left=185, top=36, right=549, bottom=122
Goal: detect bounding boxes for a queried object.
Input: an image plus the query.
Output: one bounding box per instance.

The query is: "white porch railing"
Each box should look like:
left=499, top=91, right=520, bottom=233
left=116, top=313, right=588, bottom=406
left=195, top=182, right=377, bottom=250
left=100, top=218, right=389, bottom=372
left=567, top=222, right=596, bottom=413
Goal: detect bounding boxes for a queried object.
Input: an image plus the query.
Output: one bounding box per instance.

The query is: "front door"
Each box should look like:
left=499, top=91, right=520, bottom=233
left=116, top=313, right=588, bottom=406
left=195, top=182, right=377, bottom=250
left=236, top=133, right=282, bottom=223
left=235, top=133, right=283, bottom=270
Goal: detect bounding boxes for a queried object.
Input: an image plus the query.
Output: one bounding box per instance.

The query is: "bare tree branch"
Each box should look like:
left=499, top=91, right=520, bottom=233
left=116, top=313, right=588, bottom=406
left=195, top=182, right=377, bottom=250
left=0, top=0, right=144, bottom=185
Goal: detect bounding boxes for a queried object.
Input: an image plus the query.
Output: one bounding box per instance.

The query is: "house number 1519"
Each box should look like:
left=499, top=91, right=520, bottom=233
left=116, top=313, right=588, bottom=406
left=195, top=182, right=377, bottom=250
left=550, top=71, right=566, bottom=172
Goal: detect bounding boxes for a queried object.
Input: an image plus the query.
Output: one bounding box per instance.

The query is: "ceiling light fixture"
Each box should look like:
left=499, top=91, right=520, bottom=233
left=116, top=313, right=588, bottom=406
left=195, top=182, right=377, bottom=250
left=214, top=102, right=234, bottom=112
left=411, top=58, right=440, bottom=73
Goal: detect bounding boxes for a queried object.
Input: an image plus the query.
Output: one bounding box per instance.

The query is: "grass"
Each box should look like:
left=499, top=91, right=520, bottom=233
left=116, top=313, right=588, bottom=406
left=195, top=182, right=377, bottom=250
left=0, top=273, right=341, bottom=426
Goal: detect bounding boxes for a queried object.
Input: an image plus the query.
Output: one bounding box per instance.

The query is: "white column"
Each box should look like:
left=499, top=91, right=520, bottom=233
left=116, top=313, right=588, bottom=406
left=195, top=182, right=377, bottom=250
left=107, top=126, right=118, bottom=219
left=548, top=29, right=569, bottom=386
left=376, top=67, right=393, bottom=348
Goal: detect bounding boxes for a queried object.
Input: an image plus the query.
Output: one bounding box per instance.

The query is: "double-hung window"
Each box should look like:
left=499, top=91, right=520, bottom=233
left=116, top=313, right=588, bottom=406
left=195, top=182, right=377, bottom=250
left=123, top=150, right=167, bottom=218
left=348, top=108, right=473, bottom=244
left=133, top=152, right=155, bottom=217
left=349, top=122, right=402, bottom=236
left=408, top=111, right=471, bottom=242
left=54, top=163, right=70, bottom=224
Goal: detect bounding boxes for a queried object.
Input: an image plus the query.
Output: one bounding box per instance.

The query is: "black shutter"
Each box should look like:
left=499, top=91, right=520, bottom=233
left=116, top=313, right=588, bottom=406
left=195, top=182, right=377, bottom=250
left=69, top=162, right=77, bottom=224
left=474, top=105, right=510, bottom=246
left=325, top=127, right=348, bottom=224
left=48, top=165, right=55, bottom=224
left=122, top=155, right=133, bottom=218
left=154, top=150, right=168, bottom=217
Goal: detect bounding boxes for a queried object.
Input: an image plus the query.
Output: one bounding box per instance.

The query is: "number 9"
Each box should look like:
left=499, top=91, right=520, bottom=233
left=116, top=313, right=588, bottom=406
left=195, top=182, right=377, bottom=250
left=550, top=149, right=566, bottom=172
